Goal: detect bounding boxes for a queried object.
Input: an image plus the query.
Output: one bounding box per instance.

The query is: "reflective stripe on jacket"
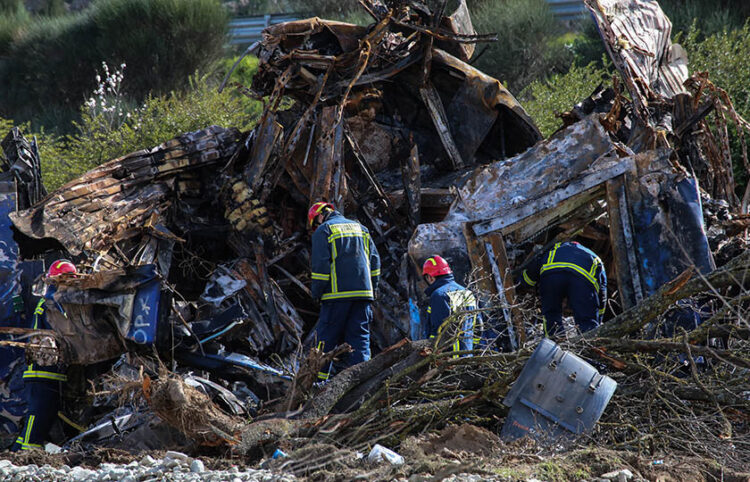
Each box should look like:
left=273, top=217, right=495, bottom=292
left=310, top=212, right=381, bottom=302
left=521, top=241, right=607, bottom=314
left=424, top=274, right=481, bottom=352
left=22, top=298, right=67, bottom=382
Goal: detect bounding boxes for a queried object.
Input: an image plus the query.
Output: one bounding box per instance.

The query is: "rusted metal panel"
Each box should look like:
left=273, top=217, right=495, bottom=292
left=10, top=126, right=240, bottom=256
left=472, top=160, right=631, bottom=237
left=245, top=113, right=283, bottom=193
left=448, top=115, right=616, bottom=225
left=419, top=81, right=466, bottom=170
left=430, top=48, right=541, bottom=158
left=309, top=106, right=345, bottom=205
left=401, top=143, right=421, bottom=229
left=439, top=0, right=477, bottom=61
left=606, top=175, right=643, bottom=308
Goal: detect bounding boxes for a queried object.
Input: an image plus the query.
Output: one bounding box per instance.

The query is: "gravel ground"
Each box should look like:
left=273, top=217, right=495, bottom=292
left=0, top=451, right=296, bottom=481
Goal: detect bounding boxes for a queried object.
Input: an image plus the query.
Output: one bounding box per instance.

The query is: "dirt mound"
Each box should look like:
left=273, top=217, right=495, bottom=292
left=419, top=423, right=501, bottom=457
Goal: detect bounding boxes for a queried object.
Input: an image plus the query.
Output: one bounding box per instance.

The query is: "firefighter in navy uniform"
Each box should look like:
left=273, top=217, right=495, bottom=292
left=11, top=260, right=76, bottom=451
left=520, top=241, right=606, bottom=337
left=422, top=255, right=481, bottom=354
left=308, top=202, right=380, bottom=382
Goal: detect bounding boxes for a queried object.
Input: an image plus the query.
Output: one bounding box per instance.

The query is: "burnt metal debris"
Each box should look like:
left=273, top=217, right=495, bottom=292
left=0, top=0, right=748, bottom=471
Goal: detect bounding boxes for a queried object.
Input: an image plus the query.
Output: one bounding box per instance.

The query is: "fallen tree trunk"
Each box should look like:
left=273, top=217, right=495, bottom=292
left=588, top=337, right=750, bottom=369
left=301, top=339, right=429, bottom=419
left=584, top=250, right=750, bottom=339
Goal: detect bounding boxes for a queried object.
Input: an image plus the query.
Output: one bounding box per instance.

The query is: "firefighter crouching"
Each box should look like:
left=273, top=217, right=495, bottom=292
left=422, top=255, right=481, bottom=355
left=11, top=260, right=77, bottom=451
left=519, top=241, right=606, bottom=337
left=308, top=202, right=381, bottom=382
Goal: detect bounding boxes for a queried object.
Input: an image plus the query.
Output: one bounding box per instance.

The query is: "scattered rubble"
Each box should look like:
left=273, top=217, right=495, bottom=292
left=0, top=453, right=296, bottom=481
left=0, top=0, right=748, bottom=478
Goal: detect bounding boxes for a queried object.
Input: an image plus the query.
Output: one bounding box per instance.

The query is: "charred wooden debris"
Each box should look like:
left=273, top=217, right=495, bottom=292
left=0, top=0, right=748, bottom=471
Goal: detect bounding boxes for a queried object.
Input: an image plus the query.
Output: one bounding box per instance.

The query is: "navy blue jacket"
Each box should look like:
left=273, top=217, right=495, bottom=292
left=23, top=297, right=67, bottom=383
left=424, top=274, right=480, bottom=350
left=311, top=211, right=380, bottom=302
left=521, top=241, right=607, bottom=316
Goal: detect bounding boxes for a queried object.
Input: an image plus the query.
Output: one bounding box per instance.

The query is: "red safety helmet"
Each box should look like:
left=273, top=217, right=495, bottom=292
left=422, top=255, right=452, bottom=277
left=307, top=201, right=334, bottom=229
left=48, top=259, right=77, bottom=277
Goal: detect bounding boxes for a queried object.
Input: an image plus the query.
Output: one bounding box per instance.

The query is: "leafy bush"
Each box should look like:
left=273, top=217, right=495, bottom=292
left=0, top=0, right=30, bottom=53
left=39, top=73, right=262, bottom=189
left=682, top=23, right=750, bottom=192
left=660, top=0, right=750, bottom=38
left=569, top=19, right=607, bottom=69
left=471, top=0, right=572, bottom=94
left=683, top=24, right=750, bottom=118
left=220, top=55, right=260, bottom=87
left=520, top=62, right=611, bottom=138
left=0, top=0, right=228, bottom=129
left=92, top=0, right=228, bottom=98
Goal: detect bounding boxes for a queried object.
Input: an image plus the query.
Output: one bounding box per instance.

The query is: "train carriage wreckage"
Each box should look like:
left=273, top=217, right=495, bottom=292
left=0, top=0, right=748, bottom=472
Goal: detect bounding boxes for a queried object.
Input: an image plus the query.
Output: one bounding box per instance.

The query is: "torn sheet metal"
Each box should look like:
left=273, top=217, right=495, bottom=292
left=0, top=127, right=47, bottom=209
left=447, top=115, right=617, bottom=224
left=617, top=150, right=715, bottom=305
left=584, top=0, right=688, bottom=126
left=44, top=265, right=166, bottom=364
left=10, top=126, right=240, bottom=256
left=431, top=48, right=541, bottom=162
left=200, top=272, right=247, bottom=307
left=409, top=115, right=616, bottom=284
left=438, top=0, right=477, bottom=61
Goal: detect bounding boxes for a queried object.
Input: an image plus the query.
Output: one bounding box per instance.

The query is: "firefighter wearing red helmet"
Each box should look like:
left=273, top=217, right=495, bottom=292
left=11, top=260, right=77, bottom=451
left=422, top=255, right=481, bottom=355
left=308, top=202, right=380, bottom=382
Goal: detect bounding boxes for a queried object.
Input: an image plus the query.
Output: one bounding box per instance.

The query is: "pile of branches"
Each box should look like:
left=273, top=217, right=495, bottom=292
left=142, top=250, right=749, bottom=474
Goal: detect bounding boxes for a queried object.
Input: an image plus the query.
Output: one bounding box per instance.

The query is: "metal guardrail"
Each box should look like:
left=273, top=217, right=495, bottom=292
left=228, top=2, right=587, bottom=46
left=228, top=14, right=300, bottom=45
left=547, top=0, right=588, bottom=21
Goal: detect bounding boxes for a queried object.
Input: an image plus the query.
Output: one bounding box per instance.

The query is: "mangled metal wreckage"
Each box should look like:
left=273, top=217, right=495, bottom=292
left=0, top=0, right=745, bottom=451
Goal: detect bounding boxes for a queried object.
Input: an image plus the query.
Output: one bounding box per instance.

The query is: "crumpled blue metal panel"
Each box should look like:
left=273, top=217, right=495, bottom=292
left=126, top=265, right=160, bottom=345
left=501, top=339, right=617, bottom=442
left=0, top=347, right=26, bottom=434
left=628, top=154, right=715, bottom=299
left=0, top=190, right=20, bottom=322
left=0, top=188, right=25, bottom=434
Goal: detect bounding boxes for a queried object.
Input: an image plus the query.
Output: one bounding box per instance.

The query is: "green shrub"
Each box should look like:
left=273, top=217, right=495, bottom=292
left=569, top=18, right=607, bottom=69
left=0, top=0, right=30, bottom=54
left=682, top=23, right=750, bottom=193
left=40, top=74, right=262, bottom=189
left=520, top=61, right=611, bottom=138
left=0, top=0, right=228, bottom=130
left=471, top=0, right=572, bottom=94
left=92, top=0, right=228, bottom=98
left=660, top=0, right=750, bottom=38
left=0, top=0, right=22, bottom=12
left=220, top=54, right=259, bottom=87
left=29, top=0, right=66, bottom=16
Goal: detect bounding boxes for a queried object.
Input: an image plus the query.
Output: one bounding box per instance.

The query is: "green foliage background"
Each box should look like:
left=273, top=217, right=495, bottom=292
left=0, top=0, right=228, bottom=128
left=1, top=0, right=749, bottom=194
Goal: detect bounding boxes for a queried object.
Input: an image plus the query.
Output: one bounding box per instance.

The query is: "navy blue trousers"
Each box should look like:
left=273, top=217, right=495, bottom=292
left=314, top=300, right=372, bottom=379
left=11, top=381, right=60, bottom=451
left=539, top=270, right=600, bottom=336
